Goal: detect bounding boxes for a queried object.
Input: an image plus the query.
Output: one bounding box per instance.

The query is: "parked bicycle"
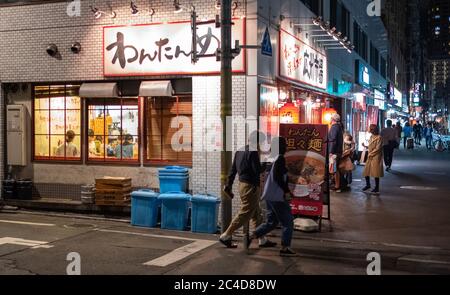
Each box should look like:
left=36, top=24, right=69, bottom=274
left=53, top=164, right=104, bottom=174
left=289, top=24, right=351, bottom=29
left=432, top=132, right=450, bottom=152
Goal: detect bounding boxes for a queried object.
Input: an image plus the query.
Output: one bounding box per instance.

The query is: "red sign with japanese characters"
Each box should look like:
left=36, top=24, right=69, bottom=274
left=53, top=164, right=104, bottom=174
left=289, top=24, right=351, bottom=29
left=280, top=124, right=328, bottom=217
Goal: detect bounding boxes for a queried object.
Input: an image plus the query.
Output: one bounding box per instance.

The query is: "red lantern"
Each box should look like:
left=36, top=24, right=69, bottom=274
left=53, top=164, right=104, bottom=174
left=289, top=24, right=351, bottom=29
left=280, top=102, right=299, bottom=124
left=322, top=108, right=337, bottom=126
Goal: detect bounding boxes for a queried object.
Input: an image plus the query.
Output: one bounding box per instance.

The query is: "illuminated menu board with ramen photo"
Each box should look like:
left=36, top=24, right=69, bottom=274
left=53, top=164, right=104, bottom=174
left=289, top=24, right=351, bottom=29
left=280, top=124, right=328, bottom=217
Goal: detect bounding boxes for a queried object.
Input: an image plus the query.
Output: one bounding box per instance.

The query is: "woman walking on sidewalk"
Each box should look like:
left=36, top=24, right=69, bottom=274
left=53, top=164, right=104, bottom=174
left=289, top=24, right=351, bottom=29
left=248, top=137, right=296, bottom=256
left=362, top=124, right=384, bottom=195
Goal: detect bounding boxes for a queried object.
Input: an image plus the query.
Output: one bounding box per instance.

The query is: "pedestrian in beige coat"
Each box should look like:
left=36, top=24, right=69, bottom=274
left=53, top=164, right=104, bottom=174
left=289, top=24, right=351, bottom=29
left=362, top=124, right=384, bottom=195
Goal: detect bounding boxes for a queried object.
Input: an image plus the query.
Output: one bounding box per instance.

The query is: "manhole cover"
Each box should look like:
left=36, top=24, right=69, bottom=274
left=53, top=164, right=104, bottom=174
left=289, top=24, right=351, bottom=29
left=64, top=223, right=96, bottom=229
left=400, top=186, right=438, bottom=191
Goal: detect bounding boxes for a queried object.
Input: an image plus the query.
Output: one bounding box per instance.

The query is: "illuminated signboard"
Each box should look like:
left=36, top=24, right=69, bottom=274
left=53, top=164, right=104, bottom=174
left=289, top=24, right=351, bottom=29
left=279, top=29, right=327, bottom=89
left=374, top=89, right=386, bottom=110
left=394, top=88, right=402, bottom=107
left=103, top=19, right=245, bottom=76
left=355, top=60, right=370, bottom=88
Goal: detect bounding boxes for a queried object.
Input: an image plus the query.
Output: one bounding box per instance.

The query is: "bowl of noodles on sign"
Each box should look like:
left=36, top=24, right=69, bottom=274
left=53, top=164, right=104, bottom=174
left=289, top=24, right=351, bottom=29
left=285, top=150, right=326, bottom=197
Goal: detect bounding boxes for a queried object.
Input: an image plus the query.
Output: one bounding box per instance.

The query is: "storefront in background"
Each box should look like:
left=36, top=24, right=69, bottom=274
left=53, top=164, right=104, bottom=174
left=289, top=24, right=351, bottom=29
left=259, top=28, right=340, bottom=147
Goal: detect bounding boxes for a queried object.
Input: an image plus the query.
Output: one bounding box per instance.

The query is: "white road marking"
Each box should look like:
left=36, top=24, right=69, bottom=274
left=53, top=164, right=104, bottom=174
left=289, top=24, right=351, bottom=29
left=424, top=172, right=446, bottom=176
left=95, top=228, right=199, bottom=241
left=0, top=237, right=54, bottom=249
left=399, top=186, right=438, bottom=191
left=94, top=228, right=217, bottom=267
left=143, top=240, right=216, bottom=267
left=0, top=220, right=56, bottom=227
left=398, top=257, right=450, bottom=265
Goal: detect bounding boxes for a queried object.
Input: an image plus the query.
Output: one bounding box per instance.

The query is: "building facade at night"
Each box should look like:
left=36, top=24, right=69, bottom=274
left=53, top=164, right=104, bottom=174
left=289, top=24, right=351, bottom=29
left=382, top=0, right=410, bottom=122
left=426, top=0, right=450, bottom=124
left=0, top=0, right=390, bottom=217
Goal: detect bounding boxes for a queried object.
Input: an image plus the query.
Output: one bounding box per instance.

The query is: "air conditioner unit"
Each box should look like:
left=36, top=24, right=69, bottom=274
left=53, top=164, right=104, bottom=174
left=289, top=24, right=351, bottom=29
left=7, top=105, right=27, bottom=166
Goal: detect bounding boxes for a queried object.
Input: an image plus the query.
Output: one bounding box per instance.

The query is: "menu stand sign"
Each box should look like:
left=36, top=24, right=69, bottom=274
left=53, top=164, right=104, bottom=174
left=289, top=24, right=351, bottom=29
left=280, top=124, right=330, bottom=231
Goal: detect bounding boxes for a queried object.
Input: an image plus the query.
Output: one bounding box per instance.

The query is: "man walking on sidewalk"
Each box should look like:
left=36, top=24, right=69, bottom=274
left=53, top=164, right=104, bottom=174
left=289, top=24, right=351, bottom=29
left=220, top=131, right=276, bottom=249
left=381, top=120, right=398, bottom=171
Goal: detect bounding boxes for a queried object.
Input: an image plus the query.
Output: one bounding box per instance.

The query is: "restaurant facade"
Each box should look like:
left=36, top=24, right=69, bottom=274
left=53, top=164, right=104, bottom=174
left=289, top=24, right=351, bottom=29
left=0, top=0, right=388, bottom=216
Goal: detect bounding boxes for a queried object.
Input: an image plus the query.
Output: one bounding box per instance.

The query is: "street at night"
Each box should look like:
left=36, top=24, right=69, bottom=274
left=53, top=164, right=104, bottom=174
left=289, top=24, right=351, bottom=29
left=1, top=146, right=449, bottom=275
left=1, top=0, right=450, bottom=291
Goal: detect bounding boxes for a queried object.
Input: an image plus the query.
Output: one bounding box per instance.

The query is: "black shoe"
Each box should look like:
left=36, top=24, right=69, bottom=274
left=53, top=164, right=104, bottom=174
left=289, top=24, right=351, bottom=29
left=219, top=237, right=238, bottom=248
left=244, top=234, right=256, bottom=249
left=259, top=240, right=277, bottom=248
left=362, top=186, right=371, bottom=192
left=371, top=188, right=380, bottom=195
left=280, top=247, right=297, bottom=256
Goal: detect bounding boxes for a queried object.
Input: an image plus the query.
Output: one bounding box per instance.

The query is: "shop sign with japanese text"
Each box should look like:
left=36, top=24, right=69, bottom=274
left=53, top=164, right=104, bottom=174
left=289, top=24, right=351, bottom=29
left=280, top=124, right=328, bottom=217
left=279, top=29, right=327, bottom=89
left=103, top=19, right=245, bottom=76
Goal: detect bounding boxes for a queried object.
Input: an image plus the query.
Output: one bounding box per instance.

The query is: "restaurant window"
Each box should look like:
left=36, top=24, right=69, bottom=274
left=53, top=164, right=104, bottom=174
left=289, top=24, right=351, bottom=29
left=33, top=84, right=81, bottom=161
left=86, top=98, right=139, bottom=163
left=146, top=96, right=192, bottom=165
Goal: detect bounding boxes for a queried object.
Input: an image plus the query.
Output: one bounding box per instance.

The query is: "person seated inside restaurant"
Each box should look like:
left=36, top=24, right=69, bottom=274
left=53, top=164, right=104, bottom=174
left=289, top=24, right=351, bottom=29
left=88, top=129, right=98, bottom=156
left=114, top=134, right=134, bottom=159
left=55, top=130, right=79, bottom=157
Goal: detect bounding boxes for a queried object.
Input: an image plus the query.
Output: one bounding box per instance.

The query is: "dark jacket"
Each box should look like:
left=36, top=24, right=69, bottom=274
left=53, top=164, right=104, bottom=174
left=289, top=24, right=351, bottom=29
left=227, top=146, right=262, bottom=187
left=328, top=123, right=344, bottom=155
left=272, top=155, right=290, bottom=193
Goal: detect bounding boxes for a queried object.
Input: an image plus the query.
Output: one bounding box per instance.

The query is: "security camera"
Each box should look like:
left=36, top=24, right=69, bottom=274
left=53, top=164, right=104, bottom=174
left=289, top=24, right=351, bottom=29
left=71, top=42, right=81, bottom=54
left=46, top=44, right=58, bottom=57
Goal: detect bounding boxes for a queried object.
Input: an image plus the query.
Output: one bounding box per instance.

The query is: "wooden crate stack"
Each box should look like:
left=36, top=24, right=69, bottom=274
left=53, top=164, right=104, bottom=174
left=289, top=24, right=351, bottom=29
left=95, top=177, right=132, bottom=206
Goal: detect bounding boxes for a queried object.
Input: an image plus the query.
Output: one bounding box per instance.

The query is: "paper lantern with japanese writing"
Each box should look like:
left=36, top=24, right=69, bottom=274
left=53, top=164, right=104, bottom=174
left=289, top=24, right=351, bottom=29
left=280, top=102, right=299, bottom=124
left=322, top=108, right=337, bottom=126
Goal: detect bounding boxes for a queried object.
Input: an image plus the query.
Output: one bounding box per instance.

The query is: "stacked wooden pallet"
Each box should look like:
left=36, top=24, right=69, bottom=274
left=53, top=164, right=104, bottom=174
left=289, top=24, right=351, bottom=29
left=95, top=177, right=132, bottom=206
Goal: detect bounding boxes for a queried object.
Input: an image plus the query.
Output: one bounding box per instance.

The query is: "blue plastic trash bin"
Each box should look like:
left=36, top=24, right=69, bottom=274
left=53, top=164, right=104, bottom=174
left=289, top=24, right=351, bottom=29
left=191, top=195, right=220, bottom=234
left=158, top=192, right=191, bottom=231
left=131, top=189, right=160, bottom=227
left=159, top=175, right=189, bottom=193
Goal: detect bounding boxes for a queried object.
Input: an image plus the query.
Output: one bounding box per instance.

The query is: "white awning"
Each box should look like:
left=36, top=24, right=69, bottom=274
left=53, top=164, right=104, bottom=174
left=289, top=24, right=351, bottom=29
left=79, top=83, right=119, bottom=98
left=139, top=80, right=173, bottom=97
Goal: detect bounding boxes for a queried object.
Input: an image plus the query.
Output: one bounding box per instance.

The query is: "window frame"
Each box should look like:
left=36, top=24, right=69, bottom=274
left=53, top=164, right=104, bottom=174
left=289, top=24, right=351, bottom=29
left=85, top=97, right=141, bottom=166
left=143, top=95, right=193, bottom=167
left=32, top=83, right=83, bottom=164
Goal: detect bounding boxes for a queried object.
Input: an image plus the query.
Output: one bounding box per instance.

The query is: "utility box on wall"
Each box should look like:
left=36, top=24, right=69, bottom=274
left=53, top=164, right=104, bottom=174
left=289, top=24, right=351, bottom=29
left=7, top=105, right=27, bottom=166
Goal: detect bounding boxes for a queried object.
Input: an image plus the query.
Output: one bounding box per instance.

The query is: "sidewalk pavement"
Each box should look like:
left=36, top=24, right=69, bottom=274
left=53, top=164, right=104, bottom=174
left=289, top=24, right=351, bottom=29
left=2, top=143, right=450, bottom=274
left=282, top=143, right=450, bottom=273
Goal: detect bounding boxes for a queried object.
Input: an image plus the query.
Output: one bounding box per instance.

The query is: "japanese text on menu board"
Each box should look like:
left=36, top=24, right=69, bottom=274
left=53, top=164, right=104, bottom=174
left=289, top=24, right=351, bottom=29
left=280, top=124, right=328, bottom=217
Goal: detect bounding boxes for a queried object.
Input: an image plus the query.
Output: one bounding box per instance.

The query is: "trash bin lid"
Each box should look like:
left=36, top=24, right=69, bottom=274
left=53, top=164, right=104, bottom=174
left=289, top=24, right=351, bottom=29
left=159, top=166, right=189, bottom=173
left=131, top=189, right=159, bottom=198
left=158, top=192, right=191, bottom=201
left=191, top=195, right=220, bottom=203
left=158, top=175, right=189, bottom=179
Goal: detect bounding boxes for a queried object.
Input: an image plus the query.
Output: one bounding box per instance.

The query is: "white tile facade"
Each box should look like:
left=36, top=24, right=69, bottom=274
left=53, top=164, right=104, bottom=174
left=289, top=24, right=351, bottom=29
left=0, top=0, right=256, bottom=218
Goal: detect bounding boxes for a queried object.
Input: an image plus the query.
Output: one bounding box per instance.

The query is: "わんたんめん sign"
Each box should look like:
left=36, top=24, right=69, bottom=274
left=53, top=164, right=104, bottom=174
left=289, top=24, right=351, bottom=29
left=103, top=19, right=245, bottom=76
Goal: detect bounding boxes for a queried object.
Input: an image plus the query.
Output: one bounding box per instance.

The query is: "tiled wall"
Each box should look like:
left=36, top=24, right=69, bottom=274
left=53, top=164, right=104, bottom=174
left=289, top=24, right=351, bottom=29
left=0, top=0, right=254, bottom=219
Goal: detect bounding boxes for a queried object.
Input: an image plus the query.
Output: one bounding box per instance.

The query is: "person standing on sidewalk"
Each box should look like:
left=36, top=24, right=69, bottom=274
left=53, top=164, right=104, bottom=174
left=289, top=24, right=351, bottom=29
left=362, top=124, right=384, bottom=195
left=403, top=122, right=412, bottom=149
left=249, top=137, right=296, bottom=256
left=413, top=123, right=420, bottom=145
left=417, top=122, right=423, bottom=145
left=380, top=120, right=398, bottom=171
left=220, top=131, right=277, bottom=249
left=395, top=121, right=403, bottom=143
left=341, top=132, right=356, bottom=185
left=424, top=123, right=434, bottom=150
left=328, top=114, right=344, bottom=192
